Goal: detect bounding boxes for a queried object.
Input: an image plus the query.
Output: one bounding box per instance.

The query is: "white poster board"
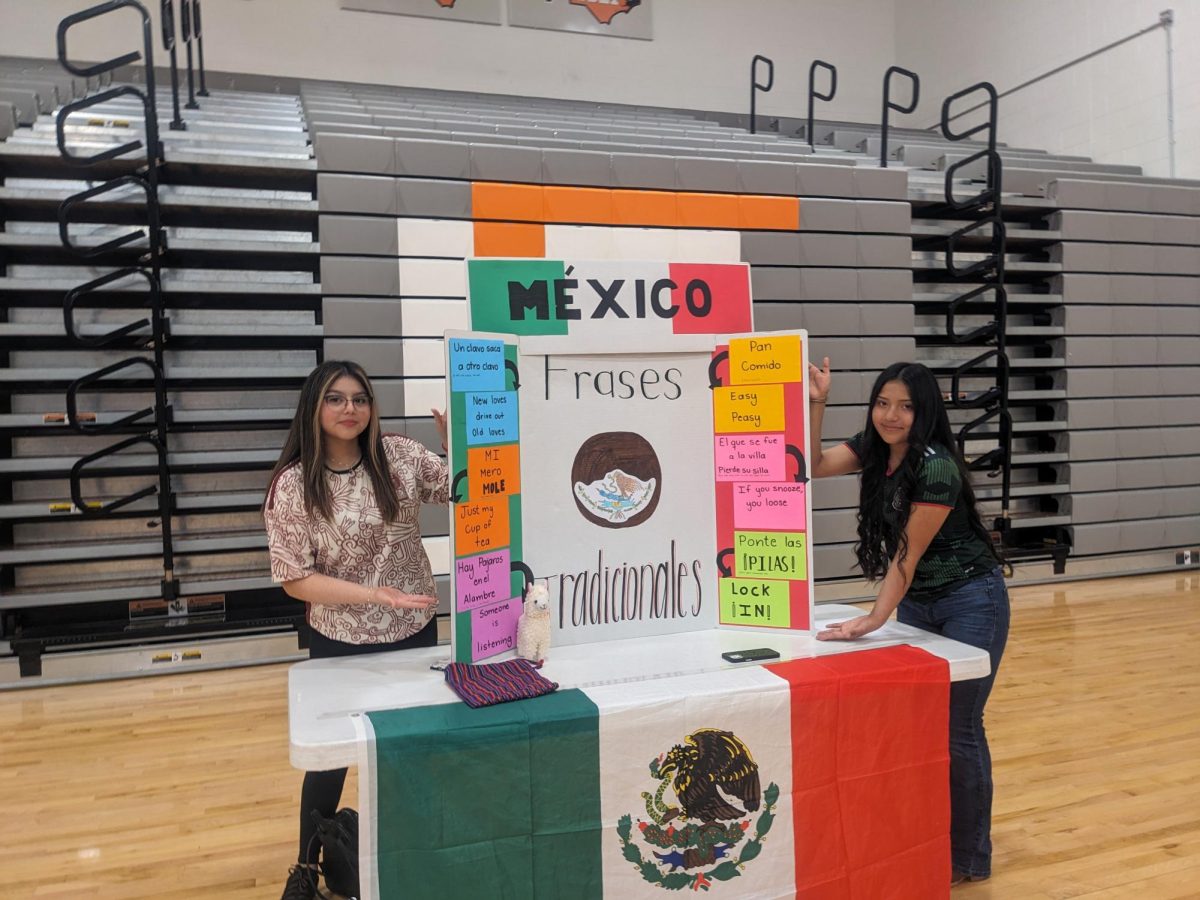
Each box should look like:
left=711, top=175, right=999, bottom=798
left=448, top=259, right=814, bottom=662
left=519, top=340, right=717, bottom=646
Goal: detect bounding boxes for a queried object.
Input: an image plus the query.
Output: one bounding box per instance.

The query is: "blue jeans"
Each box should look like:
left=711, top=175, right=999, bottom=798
left=898, top=567, right=1010, bottom=879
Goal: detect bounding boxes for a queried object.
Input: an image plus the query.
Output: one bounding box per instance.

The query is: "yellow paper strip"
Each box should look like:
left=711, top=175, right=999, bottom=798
left=713, top=384, right=785, bottom=432
left=729, top=335, right=802, bottom=385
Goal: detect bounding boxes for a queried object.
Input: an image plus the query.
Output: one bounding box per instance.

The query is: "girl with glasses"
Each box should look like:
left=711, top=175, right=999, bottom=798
left=263, top=360, right=448, bottom=900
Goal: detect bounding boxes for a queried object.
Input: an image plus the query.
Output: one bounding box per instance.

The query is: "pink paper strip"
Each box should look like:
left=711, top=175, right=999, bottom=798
left=714, top=433, right=785, bottom=481
left=733, top=482, right=807, bottom=530
left=470, top=597, right=522, bottom=661
left=455, top=548, right=511, bottom=612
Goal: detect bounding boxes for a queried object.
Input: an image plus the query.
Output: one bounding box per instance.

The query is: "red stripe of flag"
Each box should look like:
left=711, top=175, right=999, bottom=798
left=767, top=645, right=951, bottom=899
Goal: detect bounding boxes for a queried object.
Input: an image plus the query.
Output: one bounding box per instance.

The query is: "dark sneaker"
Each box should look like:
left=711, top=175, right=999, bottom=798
left=281, top=865, right=317, bottom=900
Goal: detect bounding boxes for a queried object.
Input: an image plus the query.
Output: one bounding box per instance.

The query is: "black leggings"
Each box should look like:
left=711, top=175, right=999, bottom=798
left=297, top=621, right=438, bottom=864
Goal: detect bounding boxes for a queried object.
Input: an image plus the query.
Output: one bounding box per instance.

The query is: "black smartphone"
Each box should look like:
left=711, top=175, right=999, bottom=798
left=721, top=648, right=780, bottom=663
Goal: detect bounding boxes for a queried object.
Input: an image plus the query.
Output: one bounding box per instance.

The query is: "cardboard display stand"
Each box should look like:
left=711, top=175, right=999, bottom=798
left=445, top=334, right=525, bottom=663
left=447, top=259, right=815, bottom=662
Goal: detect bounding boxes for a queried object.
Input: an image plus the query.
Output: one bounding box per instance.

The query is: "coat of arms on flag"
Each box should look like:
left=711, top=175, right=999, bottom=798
left=618, top=728, right=779, bottom=892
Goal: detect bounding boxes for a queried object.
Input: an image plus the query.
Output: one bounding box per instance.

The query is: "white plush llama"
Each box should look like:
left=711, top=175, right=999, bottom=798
left=516, top=581, right=552, bottom=663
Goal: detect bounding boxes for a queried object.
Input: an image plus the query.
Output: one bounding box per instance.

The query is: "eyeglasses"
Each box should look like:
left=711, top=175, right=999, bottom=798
left=323, top=393, right=371, bottom=410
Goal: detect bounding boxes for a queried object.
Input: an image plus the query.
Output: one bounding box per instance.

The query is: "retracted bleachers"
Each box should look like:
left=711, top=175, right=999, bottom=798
left=303, top=78, right=1200, bottom=592
left=1046, top=179, right=1200, bottom=558
left=723, top=101, right=1199, bottom=571
left=303, top=82, right=914, bottom=593
left=4, top=58, right=1196, bottom=680
left=0, top=57, right=100, bottom=132
left=0, top=57, right=321, bottom=680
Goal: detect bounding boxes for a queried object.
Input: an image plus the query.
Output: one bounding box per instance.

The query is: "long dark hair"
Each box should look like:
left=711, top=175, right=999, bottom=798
left=854, top=362, right=1000, bottom=580
left=264, top=360, right=400, bottom=523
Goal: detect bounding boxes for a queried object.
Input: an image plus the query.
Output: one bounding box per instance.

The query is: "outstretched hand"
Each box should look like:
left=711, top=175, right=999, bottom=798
left=815, top=614, right=884, bottom=641
left=375, top=586, right=439, bottom=610
left=808, top=356, right=831, bottom=402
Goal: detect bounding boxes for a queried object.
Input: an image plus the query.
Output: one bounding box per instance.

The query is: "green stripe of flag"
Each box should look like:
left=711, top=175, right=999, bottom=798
left=467, top=259, right=569, bottom=336
left=367, top=688, right=603, bottom=899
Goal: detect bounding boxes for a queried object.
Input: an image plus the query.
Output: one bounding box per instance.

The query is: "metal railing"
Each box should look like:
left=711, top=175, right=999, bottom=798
left=181, top=0, right=199, bottom=109
left=56, top=0, right=178, bottom=601
left=159, top=0, right=186, bottom=129
left=880, top=65, right=920, bottom=168
left=930, top=80, right=1065, bottom=567
left=193, top=0, right=210, bottom=97
left=806, top=60, right=836, bottom=149
left=748, top=54, right=774, bottom=135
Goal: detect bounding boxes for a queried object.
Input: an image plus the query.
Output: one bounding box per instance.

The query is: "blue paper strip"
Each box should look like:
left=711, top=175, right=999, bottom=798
left=465, top=391, right=518, bottom=445
left=448, top=338, right=506, bottom=392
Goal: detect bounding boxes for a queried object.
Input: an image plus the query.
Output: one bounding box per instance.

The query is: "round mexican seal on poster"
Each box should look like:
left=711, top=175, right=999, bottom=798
left=571, top=432, right=661, bottom=528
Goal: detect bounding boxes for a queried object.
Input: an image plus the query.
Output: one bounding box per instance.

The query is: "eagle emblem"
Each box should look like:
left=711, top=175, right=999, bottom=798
left=573, top=467, right=656, bottom=524
left=617, top=728, right=779, bottom=892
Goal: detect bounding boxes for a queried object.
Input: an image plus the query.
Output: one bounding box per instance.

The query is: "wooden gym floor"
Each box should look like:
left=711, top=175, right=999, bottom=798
left=2, top=570, right=1198, bottom=899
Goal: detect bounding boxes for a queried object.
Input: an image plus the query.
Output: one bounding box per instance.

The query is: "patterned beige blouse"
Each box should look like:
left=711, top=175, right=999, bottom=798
left=264, top=434, right=449, bottom=643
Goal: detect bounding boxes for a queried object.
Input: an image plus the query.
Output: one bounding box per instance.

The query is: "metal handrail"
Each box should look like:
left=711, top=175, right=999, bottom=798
left=193, top=0, right=209, bottom=97
left=949, top=349, right=1003, bottom=409
left=953, top=405, right=1013, bottom=474
left=181, top=0, right=199, bottom=109
left=56, top=0, right=151, bottom=79
left=63, top=267, right=157, bottom=348
left=937, top=79, right=1016, bottom=541
left=943, top=147, right=1003, bottom=211
left=945, top=284, right=1002, bottom=345
left=945, top=215, right=1006, bottom=279
left=58, top=175, right=154, bottom=257
left=806, top=59, right=837, bottom=149
left=941, top=81, right=998, bottom=150
left=880, top=65, right=920, bottom=168
left=55, top=0, right=179, bottom=600
left=56, top=0, right=165, bottom=164
left=160, top=0, right=187, bottom=129
left=54, top=86, right=151, bottom=165
left=65, top=356, right=165, bottom=434
left=749, top=54, right=774, bottom=135
left=69, top=433, right=163, bottom=515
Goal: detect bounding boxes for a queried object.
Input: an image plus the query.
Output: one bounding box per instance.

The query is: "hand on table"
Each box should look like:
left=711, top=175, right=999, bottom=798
left=816, top=614, right=884, bottom=641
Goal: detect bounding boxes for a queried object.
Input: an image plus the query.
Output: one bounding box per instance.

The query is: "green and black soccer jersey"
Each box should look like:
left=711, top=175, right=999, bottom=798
left=845, top=432, right=996, bottom=601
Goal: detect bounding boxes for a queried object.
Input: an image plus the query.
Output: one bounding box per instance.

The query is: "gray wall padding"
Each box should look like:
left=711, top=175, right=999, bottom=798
left=320, top=215, right=399, bottom=256
left=1072, top=516, right=1200, bottom=555
left=320, top=256, right=400, bottom=296
left=323, top=298, right=405, bottom=336
left=1061, top=367, right=1200, bottom=398
left=397, top=179, right=473, bottom=218
left=323, top=339, right=404, bottom=375
left=318, top=173, right=400, bottom=215
left=314, top=133, right=396, bottom=174
left=396, top=138, right=472, bottom=179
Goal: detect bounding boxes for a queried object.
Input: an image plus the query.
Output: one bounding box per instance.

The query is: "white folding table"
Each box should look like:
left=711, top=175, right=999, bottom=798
left=289, top=603, right=990, bottom=770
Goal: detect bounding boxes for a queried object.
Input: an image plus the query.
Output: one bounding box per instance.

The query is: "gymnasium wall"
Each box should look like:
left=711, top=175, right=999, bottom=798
left=896, top=0, right=1200, bottom=179
left=0, top=0, right=897, bottom=124
left=307, top=89, right=917, bottom=586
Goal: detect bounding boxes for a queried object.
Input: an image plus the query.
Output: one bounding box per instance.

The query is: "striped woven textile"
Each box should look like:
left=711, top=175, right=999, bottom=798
left=443, top=658, right=559, bottom=708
